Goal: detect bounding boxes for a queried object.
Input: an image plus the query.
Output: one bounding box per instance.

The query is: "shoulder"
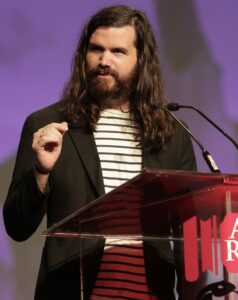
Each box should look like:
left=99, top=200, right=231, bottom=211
left=28, top=101, right=62, bottom=122
left=163, top=122, right=197, bottom=171
left=24, top=101, right=64, bottom=130
left=168, top=120, right=191, bottom=145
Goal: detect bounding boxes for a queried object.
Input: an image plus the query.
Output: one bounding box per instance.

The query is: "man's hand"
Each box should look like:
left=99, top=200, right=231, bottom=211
left=32, top=122, right=68, bottom=192
left=32, top=122, right=68, bottom=173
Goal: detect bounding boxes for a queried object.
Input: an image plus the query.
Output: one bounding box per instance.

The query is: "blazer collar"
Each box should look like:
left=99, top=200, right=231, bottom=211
left=68, top=127, right=105, bottom=197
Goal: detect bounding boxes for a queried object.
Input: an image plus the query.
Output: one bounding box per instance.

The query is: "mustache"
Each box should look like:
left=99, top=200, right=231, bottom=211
left=88, top=67, right=120, bottom=79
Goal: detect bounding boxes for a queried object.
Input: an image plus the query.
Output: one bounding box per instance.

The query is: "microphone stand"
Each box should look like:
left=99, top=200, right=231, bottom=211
left=167, top=103, right=238, bottom=150
left=152, top=104, right=221, bottom=173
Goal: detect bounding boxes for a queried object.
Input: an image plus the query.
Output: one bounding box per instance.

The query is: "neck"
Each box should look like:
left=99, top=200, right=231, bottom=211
left=100, top=98, right=129, bottom=111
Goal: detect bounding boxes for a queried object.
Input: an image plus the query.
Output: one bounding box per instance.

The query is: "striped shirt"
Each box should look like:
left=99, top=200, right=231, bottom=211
left=90, top=109, right=159, bottom=300
left=94, top=108, right=142, bottom=194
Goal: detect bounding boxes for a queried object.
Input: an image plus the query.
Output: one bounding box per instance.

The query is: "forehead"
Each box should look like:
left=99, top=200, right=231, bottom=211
left=89, top=25, right=136, bottom=48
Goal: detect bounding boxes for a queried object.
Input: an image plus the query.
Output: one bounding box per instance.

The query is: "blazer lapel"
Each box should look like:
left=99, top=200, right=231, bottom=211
left=68, top=129, right=166, bottom=196
left=68, top=127, right=105, bottom=197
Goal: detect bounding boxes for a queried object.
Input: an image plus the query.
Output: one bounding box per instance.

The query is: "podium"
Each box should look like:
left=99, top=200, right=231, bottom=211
left=44, top=170, right=238, bottom=299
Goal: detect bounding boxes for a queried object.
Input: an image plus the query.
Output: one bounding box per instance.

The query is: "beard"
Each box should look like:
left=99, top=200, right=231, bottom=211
left=86, top=65, right=137, bottom=107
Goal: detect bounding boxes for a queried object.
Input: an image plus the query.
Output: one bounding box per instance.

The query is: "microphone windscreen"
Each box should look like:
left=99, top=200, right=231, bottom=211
left=166, top=103, right=180, bottom=111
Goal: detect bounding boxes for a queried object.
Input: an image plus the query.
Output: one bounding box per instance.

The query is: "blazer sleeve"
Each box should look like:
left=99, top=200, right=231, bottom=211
left=3, top=115, right=49, bottom=242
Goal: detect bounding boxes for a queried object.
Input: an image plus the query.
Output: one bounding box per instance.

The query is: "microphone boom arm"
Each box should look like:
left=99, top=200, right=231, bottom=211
left=152, top=104, right=221, bottom=173
left=167, top=103, right=238, bottom=150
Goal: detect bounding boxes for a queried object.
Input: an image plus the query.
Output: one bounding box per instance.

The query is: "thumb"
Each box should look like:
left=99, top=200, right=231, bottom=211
left=60, top=121, right=69, bottom=133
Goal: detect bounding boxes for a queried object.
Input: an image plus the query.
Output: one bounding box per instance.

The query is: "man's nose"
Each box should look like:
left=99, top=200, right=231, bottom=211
left=99, top=51, right=112, bottom=67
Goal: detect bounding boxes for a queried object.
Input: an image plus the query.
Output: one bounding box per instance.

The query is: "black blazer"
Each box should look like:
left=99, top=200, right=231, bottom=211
left=3, top=102, right=197, bottom=299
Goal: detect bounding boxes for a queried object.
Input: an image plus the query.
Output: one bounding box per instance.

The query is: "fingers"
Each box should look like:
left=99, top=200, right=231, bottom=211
left=52, top=122, right=68, bottom=134
left=39, top=122, right=68, bottom=136
left=32, top=122, right=68, bottom=151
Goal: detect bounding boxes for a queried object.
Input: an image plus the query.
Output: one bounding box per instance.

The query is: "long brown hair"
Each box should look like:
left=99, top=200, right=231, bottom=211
left=59, top=5, right=175, bottom=152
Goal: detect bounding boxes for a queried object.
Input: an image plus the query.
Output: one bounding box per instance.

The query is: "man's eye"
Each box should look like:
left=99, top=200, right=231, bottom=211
left=113, top=49, right=126, bottom=55
left=88, top=45, right=102, bottom=52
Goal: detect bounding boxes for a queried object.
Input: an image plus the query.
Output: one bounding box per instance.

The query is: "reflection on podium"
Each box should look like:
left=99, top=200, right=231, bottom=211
left=44, top=170, right=238, bottom=299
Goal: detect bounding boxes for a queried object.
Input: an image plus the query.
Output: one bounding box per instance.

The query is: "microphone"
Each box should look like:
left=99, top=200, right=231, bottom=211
left=152, top=103, right=221, bottom=173
left=166, top=102, right=238, bottom=150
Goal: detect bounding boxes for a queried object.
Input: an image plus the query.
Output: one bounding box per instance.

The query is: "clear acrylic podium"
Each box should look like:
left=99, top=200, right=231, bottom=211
left=44, top=170, right=238, bottom=299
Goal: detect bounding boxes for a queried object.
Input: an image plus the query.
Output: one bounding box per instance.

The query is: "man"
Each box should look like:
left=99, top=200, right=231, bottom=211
left=3, top=5, right=196, bottom=300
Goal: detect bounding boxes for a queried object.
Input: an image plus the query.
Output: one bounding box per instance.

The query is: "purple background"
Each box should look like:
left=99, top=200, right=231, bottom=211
left=1, top=0, right=238, bottom=298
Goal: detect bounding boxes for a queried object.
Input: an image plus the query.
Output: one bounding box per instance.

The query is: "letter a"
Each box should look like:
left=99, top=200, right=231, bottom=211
left=229, top=218, right=238, bottom=239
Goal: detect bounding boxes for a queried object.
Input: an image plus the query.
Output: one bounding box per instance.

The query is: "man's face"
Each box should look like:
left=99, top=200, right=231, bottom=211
left=85, top=25, right=138, bottom=105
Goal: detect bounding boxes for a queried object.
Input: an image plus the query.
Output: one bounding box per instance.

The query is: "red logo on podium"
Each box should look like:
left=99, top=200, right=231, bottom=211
left=183, top=213, right=238, bottom=281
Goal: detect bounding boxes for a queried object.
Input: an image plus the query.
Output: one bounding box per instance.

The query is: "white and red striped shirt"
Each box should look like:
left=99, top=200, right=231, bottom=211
left=91, top=109, right=159, bottom=300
